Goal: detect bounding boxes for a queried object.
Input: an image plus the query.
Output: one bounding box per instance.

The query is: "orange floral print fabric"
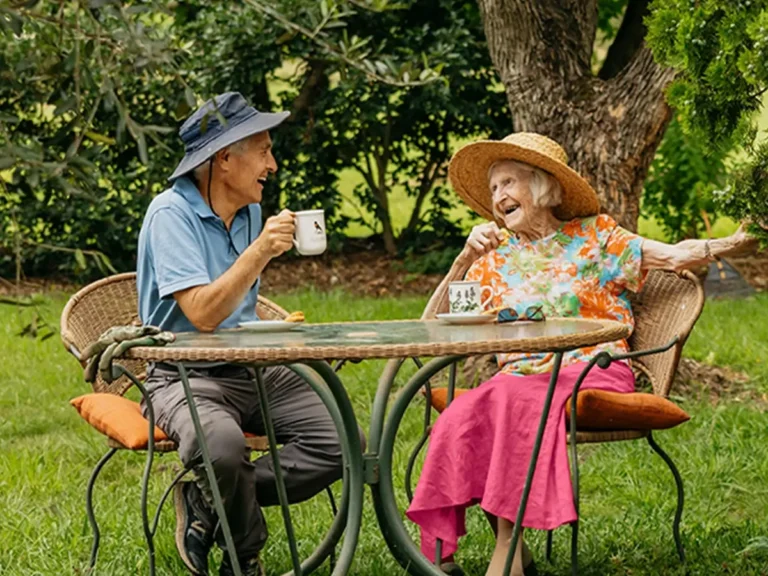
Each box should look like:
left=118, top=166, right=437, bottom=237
left=465, top=215, right=645, bottom=375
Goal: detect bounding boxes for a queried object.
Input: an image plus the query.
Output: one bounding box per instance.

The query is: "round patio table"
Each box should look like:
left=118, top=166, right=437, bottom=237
left=126, top=317, right=628, bottom=576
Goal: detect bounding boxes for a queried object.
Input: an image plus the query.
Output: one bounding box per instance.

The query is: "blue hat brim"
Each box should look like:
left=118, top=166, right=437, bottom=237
left=168, top=110, right=290, bottom=181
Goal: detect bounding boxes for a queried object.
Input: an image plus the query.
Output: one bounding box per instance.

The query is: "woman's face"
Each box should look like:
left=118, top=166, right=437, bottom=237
left=489, top=162, right=536, bottom=231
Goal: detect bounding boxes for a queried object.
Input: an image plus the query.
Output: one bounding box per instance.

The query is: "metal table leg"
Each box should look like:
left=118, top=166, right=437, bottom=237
left=174, top=361, right=363, bottom=576
left=254, top=367, right=303, bottom=575
left=305, top=361, right=365, bottom=576
left=282, top=364, right=351, bottom=576
left=375, top=355, right=463, bottom=576
left=176, top=363, right=244, bottom=576
left=503, top=352, right=563, bottom=576
left=372, top=352, right=565, bottom=576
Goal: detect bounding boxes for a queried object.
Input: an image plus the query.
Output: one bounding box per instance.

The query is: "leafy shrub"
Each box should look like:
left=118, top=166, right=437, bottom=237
left=642, top=116, right=729, bottom=242
left=714, top=140, right=768, bottom=247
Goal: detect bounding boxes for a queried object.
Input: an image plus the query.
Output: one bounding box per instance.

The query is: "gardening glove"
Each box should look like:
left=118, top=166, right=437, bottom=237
left=81, top=325, right=175, bottom=383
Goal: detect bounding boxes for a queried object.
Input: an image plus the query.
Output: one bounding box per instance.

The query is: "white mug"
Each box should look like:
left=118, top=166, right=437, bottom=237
left=293, top=210, right=327, bottom=256
left=448, top=281, right=493, bottom=314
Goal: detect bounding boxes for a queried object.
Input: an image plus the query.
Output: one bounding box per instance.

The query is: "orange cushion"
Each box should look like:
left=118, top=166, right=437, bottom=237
left=564, top=389, right=690, bottom=431
left=425, top=387, right=470, bottom=412
left=70, top=394, right=168, bottom=449
left=425, top=387, right=689, bottom=431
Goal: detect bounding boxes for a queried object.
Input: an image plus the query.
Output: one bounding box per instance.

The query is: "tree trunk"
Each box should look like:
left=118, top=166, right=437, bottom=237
left=476, top=0, right=675, bottom=231
left=380, top=209, right=398, bottom=255
left=360, top=151, right=398, bottom=255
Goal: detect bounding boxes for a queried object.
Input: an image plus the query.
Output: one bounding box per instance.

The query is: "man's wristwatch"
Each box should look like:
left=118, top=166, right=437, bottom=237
left=704, top=239, right=714, bottom=261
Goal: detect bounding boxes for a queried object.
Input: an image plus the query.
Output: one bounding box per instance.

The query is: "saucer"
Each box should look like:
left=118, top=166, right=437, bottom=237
left=238, top=320, right=303, bottom=333
left=435, top=313, right=496, bottom=326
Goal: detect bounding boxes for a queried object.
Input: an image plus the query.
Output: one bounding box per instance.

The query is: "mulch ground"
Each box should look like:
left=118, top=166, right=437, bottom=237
left=259, top=251, right=445, bottom=297
left=2, top=250, right=766, bottom=298
left=263, top=251, right=768, bottom=296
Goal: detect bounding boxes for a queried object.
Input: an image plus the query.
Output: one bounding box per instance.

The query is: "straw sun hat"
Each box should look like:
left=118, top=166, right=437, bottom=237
left=448, top=132, right=600, bottom=222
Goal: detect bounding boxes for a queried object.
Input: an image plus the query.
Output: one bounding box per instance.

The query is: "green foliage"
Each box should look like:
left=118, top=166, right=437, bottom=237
left=646, top=0, right=768, bottom=149
left=1, top=0, right=506, bottom=279
left=597, top=0, right=628, bottom=42
left=254, top=0, right=509, bottom=253
left=400, top=245, right=462, bottom=275
left=646, top=0, right=768, bottom=235
left=642, top=115, right=729, bottom=242
left=242, top=0, right=446, bottom=88
left=714, top=140, right=768, bottom=246
left=0, top=1, right=189, bottom=278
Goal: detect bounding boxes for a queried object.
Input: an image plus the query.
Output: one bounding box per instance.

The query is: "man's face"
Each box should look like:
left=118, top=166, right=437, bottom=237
left=223, top=131, right=278, bottom=204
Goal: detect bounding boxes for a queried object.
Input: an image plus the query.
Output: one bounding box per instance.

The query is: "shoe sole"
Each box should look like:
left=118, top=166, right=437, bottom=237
left=174, top=484, right=206, bottom=576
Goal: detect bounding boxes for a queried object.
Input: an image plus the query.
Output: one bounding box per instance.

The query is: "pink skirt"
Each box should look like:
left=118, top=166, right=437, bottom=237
left=406, top=361, right=635, bottom=561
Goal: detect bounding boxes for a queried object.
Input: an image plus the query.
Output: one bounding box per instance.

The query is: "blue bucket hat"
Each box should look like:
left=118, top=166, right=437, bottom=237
left=169, top=91, right=290, bottom=181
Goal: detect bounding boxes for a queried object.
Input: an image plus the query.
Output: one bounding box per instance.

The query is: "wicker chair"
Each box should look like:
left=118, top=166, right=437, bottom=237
left=413, top=268, right=705, bottom=573
left=59, top=272, right=328, bottom=573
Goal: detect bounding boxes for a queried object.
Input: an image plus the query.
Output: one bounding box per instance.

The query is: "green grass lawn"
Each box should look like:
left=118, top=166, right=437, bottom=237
left=2, top=291, right=768, bottom=575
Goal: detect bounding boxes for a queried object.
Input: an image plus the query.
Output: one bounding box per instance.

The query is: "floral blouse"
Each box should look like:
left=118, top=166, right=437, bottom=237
left=465, top=214, right=645, bottom=375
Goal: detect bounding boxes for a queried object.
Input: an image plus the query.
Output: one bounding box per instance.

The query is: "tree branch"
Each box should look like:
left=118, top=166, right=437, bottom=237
left=249, top=78, right=272, bottom=111
left=243, top=0, right=438, bottom=88
left=405, top=155, right=442, bottom=233
left=609, top=44, right=676, bottom=129
left=359, top=153, right=379, bottom=199
left=289, top=59, right=328, bottom=121
left=377, top=115, right=392, bottom=193
left=598, top=0, right=652, bottom=80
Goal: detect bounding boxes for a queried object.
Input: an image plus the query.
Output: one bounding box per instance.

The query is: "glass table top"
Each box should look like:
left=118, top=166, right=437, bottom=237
left=128, top=318, right=629, bottom=362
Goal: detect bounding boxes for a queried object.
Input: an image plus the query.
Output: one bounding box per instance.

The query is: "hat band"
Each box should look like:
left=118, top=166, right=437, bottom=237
left=183, top=106, right=258, bottom=153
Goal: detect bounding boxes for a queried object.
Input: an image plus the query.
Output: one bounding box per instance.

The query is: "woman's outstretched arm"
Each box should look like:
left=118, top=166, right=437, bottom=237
left=641, top=225, right=758, bottom=271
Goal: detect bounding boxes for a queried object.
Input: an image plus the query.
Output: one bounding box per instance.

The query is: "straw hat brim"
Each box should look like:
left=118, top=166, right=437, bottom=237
left=448, top=140, right=600, bottom=222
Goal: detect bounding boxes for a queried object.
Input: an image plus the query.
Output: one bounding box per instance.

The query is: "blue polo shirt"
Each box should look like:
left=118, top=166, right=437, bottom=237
left=137, top=176, right=262, bottom=333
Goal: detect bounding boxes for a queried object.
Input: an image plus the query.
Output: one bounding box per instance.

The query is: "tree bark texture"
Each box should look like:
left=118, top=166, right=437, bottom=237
left=476, top=0, right=675, bottom=231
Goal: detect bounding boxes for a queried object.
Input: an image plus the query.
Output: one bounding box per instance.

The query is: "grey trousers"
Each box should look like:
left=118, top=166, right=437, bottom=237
left=142, top=363, right=353, bottom=558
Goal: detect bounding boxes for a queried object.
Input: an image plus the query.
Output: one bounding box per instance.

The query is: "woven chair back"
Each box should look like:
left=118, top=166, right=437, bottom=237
left=60, top=272, right=289, bottom=395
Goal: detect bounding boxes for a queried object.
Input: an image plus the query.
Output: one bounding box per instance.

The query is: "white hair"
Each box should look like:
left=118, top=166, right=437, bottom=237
left=488, top=160, right=563, bottom=214
left=191, top=139, right=249, bottom=181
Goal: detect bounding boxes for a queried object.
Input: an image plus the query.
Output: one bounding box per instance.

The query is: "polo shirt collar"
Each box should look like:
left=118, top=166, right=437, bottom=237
left=173, top=176, right=253, bottom=239
left=173, top=176, right=217, bottom=219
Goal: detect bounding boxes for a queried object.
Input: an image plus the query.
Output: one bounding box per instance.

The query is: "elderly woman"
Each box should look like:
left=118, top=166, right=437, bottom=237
left=406, top=133, right=756, bottom=576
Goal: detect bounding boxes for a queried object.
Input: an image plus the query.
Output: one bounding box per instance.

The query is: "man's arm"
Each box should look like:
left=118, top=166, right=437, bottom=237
left=641, top=225, right=756, bottom=272
left=174, top=210, right=295, bottom=332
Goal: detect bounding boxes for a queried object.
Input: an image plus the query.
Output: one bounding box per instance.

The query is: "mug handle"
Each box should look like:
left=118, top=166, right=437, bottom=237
left=480, top=286, right=494, bottom=310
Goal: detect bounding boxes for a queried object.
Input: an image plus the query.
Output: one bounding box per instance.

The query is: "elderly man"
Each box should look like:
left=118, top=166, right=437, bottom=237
left=137, top=92, right=344, bottom=576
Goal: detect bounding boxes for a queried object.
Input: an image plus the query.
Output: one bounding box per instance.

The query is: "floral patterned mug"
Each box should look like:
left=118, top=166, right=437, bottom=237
left=448, top=281, right=493, bottom=314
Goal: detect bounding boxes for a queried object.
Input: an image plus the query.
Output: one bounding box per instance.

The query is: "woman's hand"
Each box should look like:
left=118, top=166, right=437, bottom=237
left=731, top=223, right=752, bottom=248
left=730, top=220, right=766, bottom=251
left=459, top=222, right=505, bottom=264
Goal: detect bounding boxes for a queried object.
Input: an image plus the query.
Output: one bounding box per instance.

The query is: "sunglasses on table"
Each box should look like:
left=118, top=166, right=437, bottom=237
left=496, top=305, right=546, bottom=324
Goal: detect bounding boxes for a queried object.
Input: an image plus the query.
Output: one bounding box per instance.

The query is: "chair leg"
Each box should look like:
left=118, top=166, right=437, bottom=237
left=86, top=447, right=118, bottom=569
left=570, top=521, right=578, bottom=576
left=151, top=466, right=191, bottom=536
left=647, top=432, right=686, bottom=564
left=545, top=530, right=553, bottom=562
left=326, top=486, right=337, bottom=572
